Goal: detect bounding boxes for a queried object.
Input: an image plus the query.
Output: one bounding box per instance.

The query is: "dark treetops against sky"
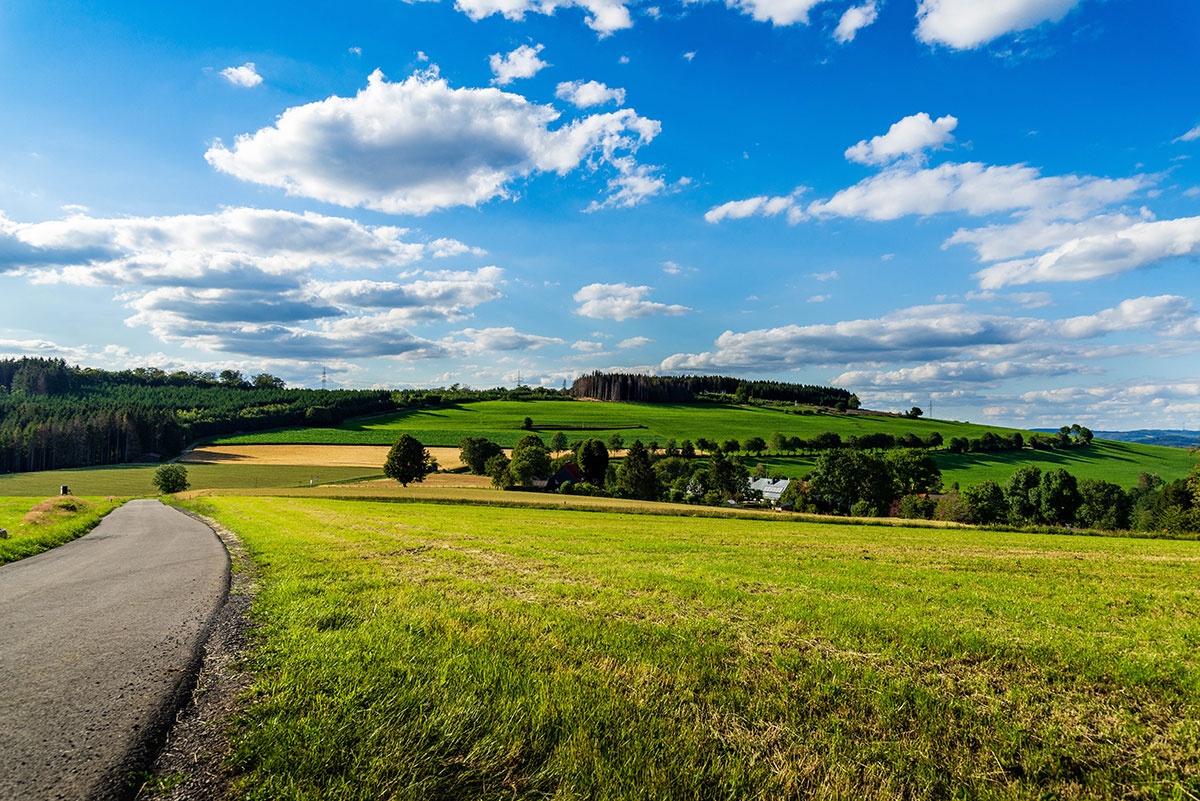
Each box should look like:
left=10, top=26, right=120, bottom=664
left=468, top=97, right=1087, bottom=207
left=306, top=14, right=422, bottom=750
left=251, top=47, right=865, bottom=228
left=2, top=0, right=1200, bottom=428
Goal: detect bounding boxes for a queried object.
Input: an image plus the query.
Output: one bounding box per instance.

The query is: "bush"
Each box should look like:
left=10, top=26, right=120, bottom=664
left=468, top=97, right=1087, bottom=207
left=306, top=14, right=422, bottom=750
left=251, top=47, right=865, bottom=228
left=153, top=464, right=190, bottom=494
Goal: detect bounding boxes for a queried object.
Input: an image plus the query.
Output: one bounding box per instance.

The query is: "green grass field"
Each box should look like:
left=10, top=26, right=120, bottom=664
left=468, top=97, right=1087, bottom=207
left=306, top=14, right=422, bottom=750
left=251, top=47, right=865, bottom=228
left=208, top=399, right=1017, bottom=449
left=204, top=399, right=1196, bottom=488
left=185, top=495, right=1200, bottom=800
left=0, top=463, right=382, bottom=498
left=0, top=496, right=121, bottom=564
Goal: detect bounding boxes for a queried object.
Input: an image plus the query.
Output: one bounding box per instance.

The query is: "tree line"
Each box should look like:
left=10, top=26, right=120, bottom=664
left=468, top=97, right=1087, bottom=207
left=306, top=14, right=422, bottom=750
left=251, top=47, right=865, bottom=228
left=569, top=371, right=858, bottom=408
left=0, top=358, right=394, bottom=474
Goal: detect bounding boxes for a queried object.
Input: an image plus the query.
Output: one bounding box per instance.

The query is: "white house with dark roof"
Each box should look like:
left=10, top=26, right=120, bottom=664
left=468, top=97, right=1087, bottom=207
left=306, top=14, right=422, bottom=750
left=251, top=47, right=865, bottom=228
left=749, top=477, right=790, bottom=505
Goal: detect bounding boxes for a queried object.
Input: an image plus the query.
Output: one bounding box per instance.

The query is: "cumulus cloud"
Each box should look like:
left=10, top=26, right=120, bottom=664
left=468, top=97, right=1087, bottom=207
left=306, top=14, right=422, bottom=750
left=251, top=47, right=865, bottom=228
left=574, top=282, right=690, bottom=320
left=915, top=0, right=1085, bottom=49
left=313, top=267, right=506, bottom=320
left=728, top=0, right=833, bottom=26
left=220, top=62, right=263, bottom=87
left=490, top=44, right=548, bottom=85
left=660, top=296, right=1191, bottom=373
left=449, top=326, right=563, bottom=353
left=844, top=113, right=958, bottom=166
left=555, top=79, right=626, bottom=107
left=453, top=0, right=633, bottom=35
left=704, top=189, right=807, bottom=224
left=834, top=1, right=878, bottom=43
left=205, top=69, right=663, bottom=215
left=808, top=161, right=1143, bottom=222
left=1, top=207, right=428, bottom=286
left=832, top=359, right=1088, bottom=389
left=618, top=336, right=652, bottom=348
left=946, top=210, right=1153, bottom=262
left=974, top=216, right=1200, bottom=288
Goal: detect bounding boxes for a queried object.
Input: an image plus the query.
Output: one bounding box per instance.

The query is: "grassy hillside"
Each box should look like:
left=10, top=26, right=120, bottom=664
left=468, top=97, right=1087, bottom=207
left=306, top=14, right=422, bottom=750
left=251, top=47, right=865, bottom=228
left=211, top=399, right=1017, bottom=448
left=208, top=399, right=1194, bottom=488
left=183, top=494, right=1200, bottom=799
left=0, top=463, right=382, bottom=497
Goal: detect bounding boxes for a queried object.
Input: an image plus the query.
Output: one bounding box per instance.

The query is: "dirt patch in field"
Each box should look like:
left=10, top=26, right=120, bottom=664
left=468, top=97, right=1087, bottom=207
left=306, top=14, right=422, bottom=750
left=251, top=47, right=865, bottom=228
left=181, top=445, right=467, bottom=471
left=22, top=495, right=95, bottom=524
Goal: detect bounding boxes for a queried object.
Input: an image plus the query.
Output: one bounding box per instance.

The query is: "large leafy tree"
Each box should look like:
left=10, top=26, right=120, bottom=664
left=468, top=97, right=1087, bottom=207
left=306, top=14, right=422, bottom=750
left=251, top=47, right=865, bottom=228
left=1076, top=478, right=1131, bottom=530
left=962, top=480, right=1006, bottom=525
left=1004, top=465, right=1043, bottom=524
left=808, top=449, right=895, bottom=516
left=884, top=448, right=941, bottom=496
left=509, top=434, right=551, bottom=486
left=1038, top=468, right=1082, bottom=526
left=459, top=436, right=503, bottom=475
left=152, top=463, right=189, bottom=494
left=384, top=434, right=437, bottom=487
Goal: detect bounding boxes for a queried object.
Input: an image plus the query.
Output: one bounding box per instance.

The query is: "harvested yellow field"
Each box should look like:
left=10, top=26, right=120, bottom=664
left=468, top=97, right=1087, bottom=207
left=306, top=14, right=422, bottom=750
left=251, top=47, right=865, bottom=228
left=181, top=445, right=468, bottom=471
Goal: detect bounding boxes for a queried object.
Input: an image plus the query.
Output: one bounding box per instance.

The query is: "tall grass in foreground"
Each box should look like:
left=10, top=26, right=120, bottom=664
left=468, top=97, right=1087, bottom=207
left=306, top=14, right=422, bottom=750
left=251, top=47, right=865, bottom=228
left=0, top=496, right=122, bottom=564
left=186, top=496, right=1200, bottom=800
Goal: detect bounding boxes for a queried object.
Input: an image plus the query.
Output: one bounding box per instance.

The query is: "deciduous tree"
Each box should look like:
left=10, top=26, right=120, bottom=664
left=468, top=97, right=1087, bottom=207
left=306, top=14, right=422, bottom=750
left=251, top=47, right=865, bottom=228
left=384, top=434, right=437, bottom=487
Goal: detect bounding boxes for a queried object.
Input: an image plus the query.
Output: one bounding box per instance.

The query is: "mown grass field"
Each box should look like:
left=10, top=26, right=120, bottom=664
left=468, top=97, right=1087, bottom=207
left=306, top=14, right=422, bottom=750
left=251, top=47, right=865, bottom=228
left=205, top=399, right=1196, bottom=488
left=209, top=399, right=1009, bottom=449
left=0, top=463, right=384, bottom=498
left=185, top=494, right=1200, bottom=800
left=0, top=496, right=122, bottom=564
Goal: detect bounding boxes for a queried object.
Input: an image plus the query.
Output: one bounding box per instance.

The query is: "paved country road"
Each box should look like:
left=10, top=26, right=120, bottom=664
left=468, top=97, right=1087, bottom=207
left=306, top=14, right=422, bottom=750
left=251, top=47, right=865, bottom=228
left=0, top=499, right=229, bottom=801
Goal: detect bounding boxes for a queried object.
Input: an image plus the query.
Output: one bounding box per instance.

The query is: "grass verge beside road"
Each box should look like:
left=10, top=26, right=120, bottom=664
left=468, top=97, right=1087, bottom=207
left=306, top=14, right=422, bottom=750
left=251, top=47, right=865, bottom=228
left=0, top=496, right=122, bottom=564
left=184, top=495, right=1200, bottom=800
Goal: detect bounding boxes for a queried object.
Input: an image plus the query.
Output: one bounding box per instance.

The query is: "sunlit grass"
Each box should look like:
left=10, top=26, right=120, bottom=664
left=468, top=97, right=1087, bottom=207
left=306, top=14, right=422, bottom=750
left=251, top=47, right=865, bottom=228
left=187, top=495, right=1200, bottom=800
left=0, top=495, right=122, bottom=564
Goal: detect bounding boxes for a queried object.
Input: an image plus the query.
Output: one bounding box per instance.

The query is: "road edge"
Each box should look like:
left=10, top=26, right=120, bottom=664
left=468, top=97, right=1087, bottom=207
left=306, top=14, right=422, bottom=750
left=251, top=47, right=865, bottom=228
left=132, top=510, right=257, bottom=801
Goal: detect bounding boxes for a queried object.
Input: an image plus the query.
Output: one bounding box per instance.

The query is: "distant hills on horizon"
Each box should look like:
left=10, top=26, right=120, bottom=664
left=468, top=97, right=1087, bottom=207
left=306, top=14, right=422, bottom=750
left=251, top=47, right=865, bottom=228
left=1036, top=429, right=1200, bottom=449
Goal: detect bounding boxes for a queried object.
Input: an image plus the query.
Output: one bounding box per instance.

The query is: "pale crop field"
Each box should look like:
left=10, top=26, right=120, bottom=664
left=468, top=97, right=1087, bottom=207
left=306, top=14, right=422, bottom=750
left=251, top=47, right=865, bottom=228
left=185, top=495, right=1200, bottom=800
left=181, top=444, right=468, bottom=471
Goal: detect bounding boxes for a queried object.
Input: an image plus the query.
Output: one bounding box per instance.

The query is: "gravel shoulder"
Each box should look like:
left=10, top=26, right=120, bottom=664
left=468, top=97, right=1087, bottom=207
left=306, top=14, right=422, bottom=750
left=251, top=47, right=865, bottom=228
left=134, top=513, right=257, bottom=801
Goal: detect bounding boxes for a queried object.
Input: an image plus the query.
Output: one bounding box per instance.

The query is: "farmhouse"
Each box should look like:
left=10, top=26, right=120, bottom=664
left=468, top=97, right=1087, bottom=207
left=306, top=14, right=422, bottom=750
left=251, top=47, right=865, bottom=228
left=749, top=477, right=790, bottom=505
left=532, top=462, right=585, bottom=492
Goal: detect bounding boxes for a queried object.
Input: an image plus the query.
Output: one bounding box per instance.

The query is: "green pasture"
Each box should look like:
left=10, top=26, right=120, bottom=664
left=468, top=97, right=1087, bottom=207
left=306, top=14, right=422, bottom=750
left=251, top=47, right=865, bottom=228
left=0, top=496, right=121, bottom=564
left=0, top=463, right=382, bottom=498
left=747, top=438, right=1196, bottom=489
left=188, top=495, right=1200, bottom=800
left=208, top=399, right=1015, bottom=449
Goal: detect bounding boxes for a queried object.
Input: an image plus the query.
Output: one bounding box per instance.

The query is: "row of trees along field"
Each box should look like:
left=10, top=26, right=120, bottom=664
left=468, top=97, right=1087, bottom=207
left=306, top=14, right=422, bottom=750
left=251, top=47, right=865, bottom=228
left=569, top=371, right=860, bottom=408
left=0, top=358, right=394, bottom=474
left=450, top=431, right=1194, bottom=535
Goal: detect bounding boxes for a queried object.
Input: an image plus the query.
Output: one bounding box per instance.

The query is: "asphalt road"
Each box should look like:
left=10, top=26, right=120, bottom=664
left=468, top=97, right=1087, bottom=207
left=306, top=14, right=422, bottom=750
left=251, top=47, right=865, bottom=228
left=0, top=499, right=229, bottom=801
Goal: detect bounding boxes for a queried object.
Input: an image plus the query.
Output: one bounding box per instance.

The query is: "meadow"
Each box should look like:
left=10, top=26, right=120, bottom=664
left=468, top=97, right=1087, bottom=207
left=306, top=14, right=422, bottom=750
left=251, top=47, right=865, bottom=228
left=205, top=399, right=1196, bottom=489
left=209, top=399, right=1008, bottom=449
left=0, top=495, right=122, bottom=564
left=185, top=494, right=1200, bottom=800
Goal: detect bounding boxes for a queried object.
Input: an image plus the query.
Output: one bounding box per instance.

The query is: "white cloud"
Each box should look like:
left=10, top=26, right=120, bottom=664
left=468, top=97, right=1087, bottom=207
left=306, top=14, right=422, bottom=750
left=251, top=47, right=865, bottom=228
left=975, top=216, right=1200, bottom=288
left=220, top=62, right=263, bottom=88
left=660, top=296, right=1190, bottom=372
left=811, top=270, right=839, bottom=281
left=727, top=0, right=832, bottom=26
left=489, top=44, right=548, bottom=85
left=844, top=113, right=958, bottom=166
left=808, top=294, right=830, bottom=303
left=832, top=359, right=1088, bottom=389
left=834, top=1, right=878, bottom=43
left=586, top=158, right=669, bottom=211
left=704, top=189, right=807, bottom=224
left=572, top=339, right=606, bottom=352
left=453, top=0, right=633, bottom=35
left=683, top=51, right=697, bottom=61
left=618, top=336, right=652, bottom=348
left=313, top=267, right=506, bottom=320
left=1175, top=124, right=1200, bottom=143
left=915, top=0, right=1085, bottom=49
left=946, top=210, right=1153, bottom=262
left=574, top=282, right=690, bottom=320
left=555, top=80, right=626, bottom=108
left=449, top=327, right=563, bottom=353
left=808, top=161, right=1145, bottom=222
left=205, top=69, right=662, bottom=215
left=1, top=207, right=428, bottom=286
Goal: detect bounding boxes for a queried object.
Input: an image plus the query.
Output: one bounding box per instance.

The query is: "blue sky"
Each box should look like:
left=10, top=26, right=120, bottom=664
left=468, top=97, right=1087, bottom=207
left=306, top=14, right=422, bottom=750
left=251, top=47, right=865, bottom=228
left=2, top=0, right=1199, bottom=429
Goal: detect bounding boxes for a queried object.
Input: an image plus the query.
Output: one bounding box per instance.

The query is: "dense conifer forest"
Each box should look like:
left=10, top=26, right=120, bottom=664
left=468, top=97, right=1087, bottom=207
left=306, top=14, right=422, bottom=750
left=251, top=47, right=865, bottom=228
left=569, top=371, right=858, bottom=408
left=0, top=358, right=395, bottom=473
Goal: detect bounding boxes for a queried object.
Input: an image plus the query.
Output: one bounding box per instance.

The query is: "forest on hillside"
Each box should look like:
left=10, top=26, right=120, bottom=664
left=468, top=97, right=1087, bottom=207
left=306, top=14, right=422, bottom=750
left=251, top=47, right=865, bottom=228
left=570, top=371, right=858, bottom=407
left=0, top=358, right=395, bottom=474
